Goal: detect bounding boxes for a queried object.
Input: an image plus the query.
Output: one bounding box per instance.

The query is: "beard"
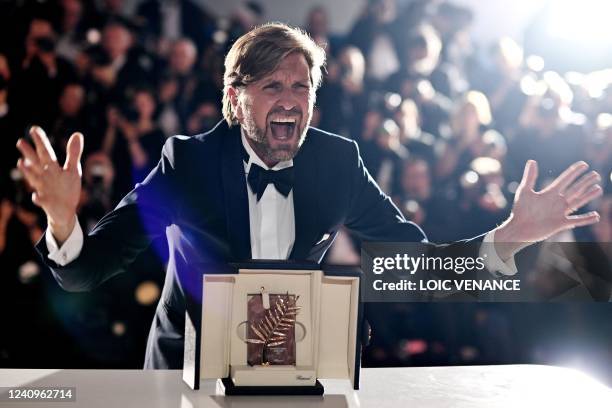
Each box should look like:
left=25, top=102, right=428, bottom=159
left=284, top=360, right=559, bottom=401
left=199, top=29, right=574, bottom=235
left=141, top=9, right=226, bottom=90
left=242, top=102, right=312, bottom=165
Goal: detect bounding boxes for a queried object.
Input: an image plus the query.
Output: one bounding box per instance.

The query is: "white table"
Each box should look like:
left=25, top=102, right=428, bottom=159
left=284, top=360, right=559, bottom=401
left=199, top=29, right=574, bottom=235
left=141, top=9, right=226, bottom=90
left=1, top=365, right=610, bottom=407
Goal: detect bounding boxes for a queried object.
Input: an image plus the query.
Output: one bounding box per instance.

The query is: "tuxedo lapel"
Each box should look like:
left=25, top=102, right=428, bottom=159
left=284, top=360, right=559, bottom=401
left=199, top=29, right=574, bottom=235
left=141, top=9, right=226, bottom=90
left=220, top=125, right=252, bottom=260
left=289, top=132, right=321, bottom=260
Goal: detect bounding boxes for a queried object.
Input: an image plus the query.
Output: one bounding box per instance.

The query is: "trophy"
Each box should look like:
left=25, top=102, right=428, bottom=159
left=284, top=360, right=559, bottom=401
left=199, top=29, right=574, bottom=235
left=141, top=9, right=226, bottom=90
left=246, top=290, right=300, bottom=366
left=182, top=262, right=363, bottom=395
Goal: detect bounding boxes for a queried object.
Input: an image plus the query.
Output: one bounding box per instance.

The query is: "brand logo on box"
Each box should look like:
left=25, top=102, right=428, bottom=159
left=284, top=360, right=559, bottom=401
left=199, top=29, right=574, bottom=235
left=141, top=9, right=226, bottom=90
left=296, top=375, right=312, bottom=381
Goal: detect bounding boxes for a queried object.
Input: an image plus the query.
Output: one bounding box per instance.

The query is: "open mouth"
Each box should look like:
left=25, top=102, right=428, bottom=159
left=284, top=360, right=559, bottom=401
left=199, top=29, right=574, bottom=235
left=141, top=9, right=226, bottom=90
left=269, top=117, right=297, bottom=141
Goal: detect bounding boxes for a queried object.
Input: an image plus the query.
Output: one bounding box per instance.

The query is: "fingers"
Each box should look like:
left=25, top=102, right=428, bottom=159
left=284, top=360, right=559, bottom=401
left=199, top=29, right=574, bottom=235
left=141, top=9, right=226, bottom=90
left=16, top=138, right=40, bottom=168
left=566, top=211, right=600, bottom=228
left=30, top=126, right=58, bottom=164
left=17, top=158, right=43, bottom=190
left=517, top=160, right=538, bottom=192
left=64, top=132, right=84, bottom=172
left=547, top=161, right=589, bottom=193
left=566, top=185, right=603, bottom=213
left=564, top=171, right=601, bottom=201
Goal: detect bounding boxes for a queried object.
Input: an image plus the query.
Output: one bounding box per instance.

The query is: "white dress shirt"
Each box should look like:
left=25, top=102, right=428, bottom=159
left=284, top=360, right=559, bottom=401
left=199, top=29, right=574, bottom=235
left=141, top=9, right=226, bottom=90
left=240, top=131, right=295, bottom=259
left=45, top=131, right=517, bottom=276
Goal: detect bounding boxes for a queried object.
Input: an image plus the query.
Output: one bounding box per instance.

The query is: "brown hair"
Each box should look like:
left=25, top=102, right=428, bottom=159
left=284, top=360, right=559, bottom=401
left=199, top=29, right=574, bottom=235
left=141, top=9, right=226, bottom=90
left=222, top=22, right=326, bottom=126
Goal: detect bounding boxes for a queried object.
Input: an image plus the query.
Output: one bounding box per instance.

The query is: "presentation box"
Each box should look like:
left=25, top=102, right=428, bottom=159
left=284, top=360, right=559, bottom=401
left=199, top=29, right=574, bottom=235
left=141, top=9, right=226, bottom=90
left=182, top=262, right=363, bottom=395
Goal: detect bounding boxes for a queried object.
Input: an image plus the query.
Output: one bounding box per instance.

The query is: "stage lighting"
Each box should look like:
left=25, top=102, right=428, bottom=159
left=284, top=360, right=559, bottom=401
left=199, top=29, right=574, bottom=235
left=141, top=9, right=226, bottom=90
left=526, top=55, right=545, bottom=73
left=547, top=0, right=612, bottom=43
left=112, top=321, right=126, bottom=337
left=135, top=281, right=161, bottom=306
left=471, top=157, right=502, bottom=176
left=404, top=200, right=420, bottom=214
left=597, top=113, right=612, bottom=129
left=507, top=181, right=519, bottom=195
left=584, top=70, right=612, bottom=98
left=384, top=92, right=402, bottom=109
left=520, top=74, right=546, bottom=96
left=398, top=339, right=427, bottom=358
left=213, top=30, right=228, bottom=45
left=86, top=29, right=101, bottom=44
left=461, top=170, right=479, bottom=187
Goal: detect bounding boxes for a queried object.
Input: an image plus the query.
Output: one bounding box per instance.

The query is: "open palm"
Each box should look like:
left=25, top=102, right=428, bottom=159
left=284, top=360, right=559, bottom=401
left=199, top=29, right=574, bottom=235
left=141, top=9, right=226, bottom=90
left=509, top=160, right=602, bottom=244
left=16, top=126, right=84, bottom=242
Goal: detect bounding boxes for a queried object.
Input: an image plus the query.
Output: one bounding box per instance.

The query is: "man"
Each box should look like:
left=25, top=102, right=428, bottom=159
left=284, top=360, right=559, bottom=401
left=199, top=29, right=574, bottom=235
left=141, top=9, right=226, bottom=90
left=157, top=38, right=211, bottom=135
left=136, top=0, right=216, bottom=53
left=16, top=23, right=602, bottom=369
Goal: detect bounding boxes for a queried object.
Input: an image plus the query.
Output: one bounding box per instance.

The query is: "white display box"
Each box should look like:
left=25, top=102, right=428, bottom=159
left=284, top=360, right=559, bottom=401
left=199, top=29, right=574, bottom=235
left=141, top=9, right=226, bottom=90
left=182, top=263, right=363, bottom=395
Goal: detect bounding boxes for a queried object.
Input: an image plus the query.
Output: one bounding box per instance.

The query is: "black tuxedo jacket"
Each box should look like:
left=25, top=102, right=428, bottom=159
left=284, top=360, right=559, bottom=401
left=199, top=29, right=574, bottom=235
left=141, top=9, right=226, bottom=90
left=36, top=121, right=479, bottom=369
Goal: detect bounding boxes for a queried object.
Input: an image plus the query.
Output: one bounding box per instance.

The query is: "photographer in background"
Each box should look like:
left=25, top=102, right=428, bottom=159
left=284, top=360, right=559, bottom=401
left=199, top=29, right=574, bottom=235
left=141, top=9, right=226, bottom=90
left=79, top=152, right=115, bottom=233
left=508, top=73, right=587, bottom=183
left=394, top=157, right=439, bottom=237
left=157, top=39, right=196, bottom=135
left=435, top=91, right=507, bottom=182
left=50, top=83, right=91, bottom=163
left=443, top=157, right=509, bottom=242
left=102, top=88, right=165, bottom=199
left=14, top=18, right=76, bottom=130
left=0, top=54, right=21, bottom=191
left=0, top=172, right=54, bottom=368
left=316, top=45, right=367, bottom=139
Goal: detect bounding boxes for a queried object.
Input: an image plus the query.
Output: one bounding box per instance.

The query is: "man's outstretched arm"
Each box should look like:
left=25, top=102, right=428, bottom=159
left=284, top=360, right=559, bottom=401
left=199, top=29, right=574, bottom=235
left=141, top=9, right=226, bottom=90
left=342, top=139, right=602, bottom=270
left=492, top=159, right=601, bottom=261
left=17, top=127, right=179, bottom=291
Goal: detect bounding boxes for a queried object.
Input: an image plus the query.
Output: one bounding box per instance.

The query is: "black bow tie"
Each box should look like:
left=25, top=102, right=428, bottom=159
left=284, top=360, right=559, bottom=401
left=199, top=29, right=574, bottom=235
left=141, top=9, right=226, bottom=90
left=247, top=163, right=294, bottom=201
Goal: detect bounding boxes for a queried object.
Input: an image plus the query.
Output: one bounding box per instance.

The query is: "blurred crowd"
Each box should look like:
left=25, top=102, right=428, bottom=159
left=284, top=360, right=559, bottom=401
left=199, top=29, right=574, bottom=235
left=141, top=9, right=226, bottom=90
left=0, top=0, right=610, bottom=379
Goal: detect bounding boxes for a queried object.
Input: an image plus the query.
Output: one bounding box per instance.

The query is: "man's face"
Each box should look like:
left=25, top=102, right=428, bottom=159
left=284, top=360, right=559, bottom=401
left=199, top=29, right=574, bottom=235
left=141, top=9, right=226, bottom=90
left=231, top=52, right=314, bottom=166
left=403, top=161, right=431, bottom=200
left=103, top=25, right=131, bottom=60
left=59, top=84, right=84, bottom=116
left=170, top=40, right=197, bottom=74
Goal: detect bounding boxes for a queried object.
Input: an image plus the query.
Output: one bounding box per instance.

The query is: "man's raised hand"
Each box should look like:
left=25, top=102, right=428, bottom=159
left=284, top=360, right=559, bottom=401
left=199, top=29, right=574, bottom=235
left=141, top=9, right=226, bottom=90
left=495, top=160, right=603, bottom=260
left=16, top=126, right=84, bottom=245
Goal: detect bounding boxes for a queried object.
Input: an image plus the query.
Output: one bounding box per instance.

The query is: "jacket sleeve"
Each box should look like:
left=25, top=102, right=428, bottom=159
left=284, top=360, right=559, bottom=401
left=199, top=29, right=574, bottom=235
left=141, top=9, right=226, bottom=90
left=343, top=139, right=428, bottom=243
left=35, top=136, right=184, bottom=292
left=342, top=140, right=488, bottom=278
